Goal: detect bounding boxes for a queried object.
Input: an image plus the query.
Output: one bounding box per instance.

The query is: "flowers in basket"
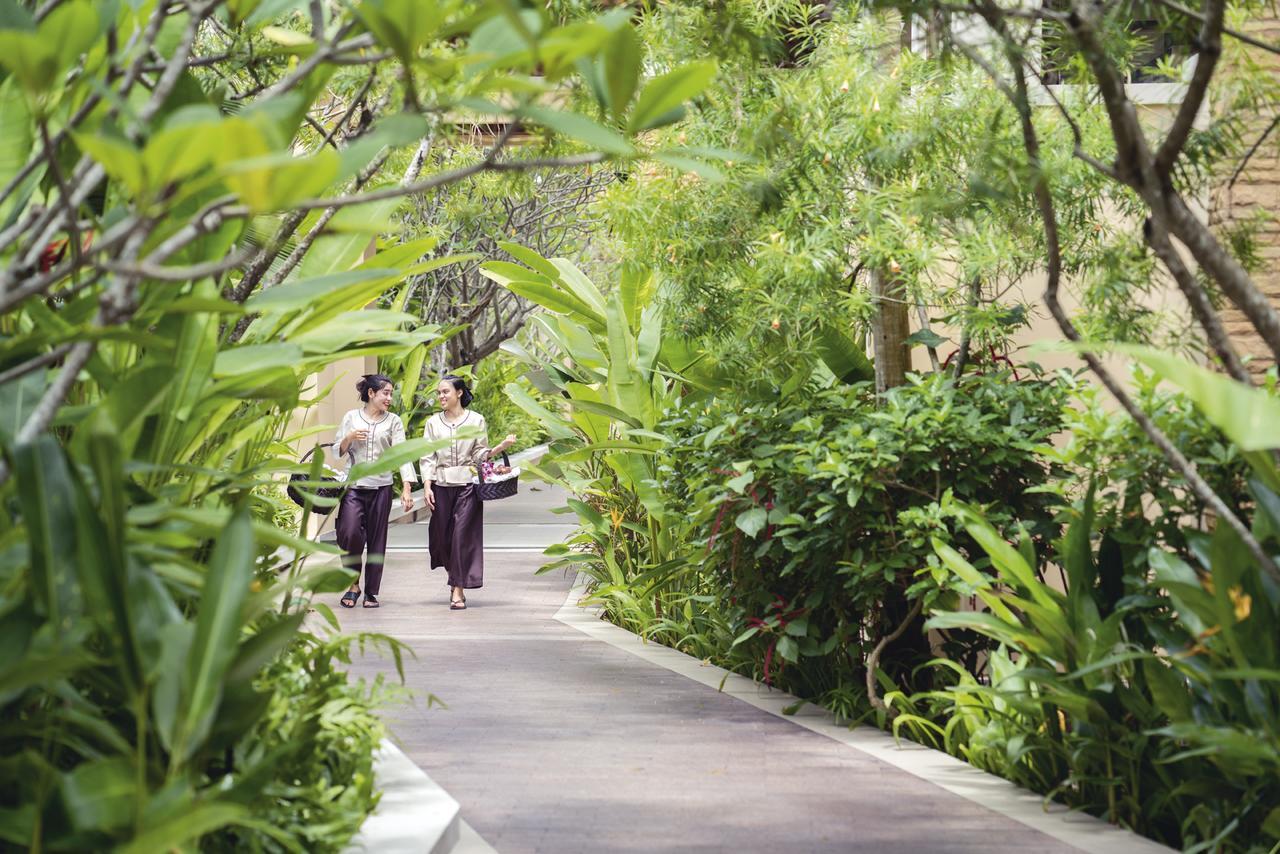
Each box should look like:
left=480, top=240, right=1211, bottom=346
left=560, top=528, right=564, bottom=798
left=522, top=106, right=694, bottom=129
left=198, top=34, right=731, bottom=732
left=475, top=460, right=517, bottom=483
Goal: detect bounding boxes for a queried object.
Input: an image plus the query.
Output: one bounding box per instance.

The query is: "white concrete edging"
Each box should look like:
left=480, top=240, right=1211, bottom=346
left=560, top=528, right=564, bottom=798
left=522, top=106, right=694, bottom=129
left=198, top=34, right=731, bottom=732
left=345, top=739, right=461, bottom=854
left=554, top=574, right=1173, bottom=854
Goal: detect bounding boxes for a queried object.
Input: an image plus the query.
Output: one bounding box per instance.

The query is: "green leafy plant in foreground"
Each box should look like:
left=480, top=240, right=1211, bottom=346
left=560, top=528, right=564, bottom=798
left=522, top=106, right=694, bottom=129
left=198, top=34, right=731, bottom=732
left=1, top=0, right=727, bottom=846
left=921, top=490, right=1280, bottom=851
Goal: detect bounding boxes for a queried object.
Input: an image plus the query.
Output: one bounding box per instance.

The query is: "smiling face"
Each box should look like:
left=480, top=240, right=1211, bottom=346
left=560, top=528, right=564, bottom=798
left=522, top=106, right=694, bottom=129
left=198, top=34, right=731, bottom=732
left=368, top=381, right=394, bottom=413
left=436, top=380, right=461, bottom=411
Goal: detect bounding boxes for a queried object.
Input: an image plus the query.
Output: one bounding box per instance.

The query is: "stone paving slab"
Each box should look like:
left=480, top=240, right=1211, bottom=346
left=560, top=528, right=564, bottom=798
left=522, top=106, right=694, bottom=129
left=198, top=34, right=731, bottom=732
left=328, top=486, right=1154, bottom=854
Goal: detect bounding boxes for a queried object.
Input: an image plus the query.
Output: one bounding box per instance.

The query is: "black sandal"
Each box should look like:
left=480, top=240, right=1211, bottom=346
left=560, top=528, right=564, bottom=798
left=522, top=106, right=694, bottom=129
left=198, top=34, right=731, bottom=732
left=363, top=594, right=380, bottom=608
left=340, top=588, right=360, bottom=609
left=450, top=598, right=466, bottom=610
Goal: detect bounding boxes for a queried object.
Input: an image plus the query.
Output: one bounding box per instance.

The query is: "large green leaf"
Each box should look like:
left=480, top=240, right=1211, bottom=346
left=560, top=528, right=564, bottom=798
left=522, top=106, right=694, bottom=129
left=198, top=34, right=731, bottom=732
left=504, top=279, right=605, bottom=328
left=293, top=198, right=399, bottom=280
left=627, top=60, right=717, bottom=132
left=213, top=343, right=304, bottom=378
left=0, top=371, right=41, bottom=445
left=174, top=508, right=256, bottom=762
left=345, top=435, right=462, bottom=483
left=164, top=281, right=219, bottom=421
left=60, top=759, right=135, bottom=832
left=1062, top=343, right=1280, bottom=451
left=0, top=78, right=34, bottom=214
left=521, top=105, right=634, bottom=156
left=816, top=326, right=874, bottom=384
left=603, top=24, right=641, bottom=124
left=497, top=241, right=561, bottom=280
left=550, top=258, right=608, bottom=317
left=13, top=437, right=81, bottom=624
left=355, top=0, right=445, bottom=64
left=71, top=426, right=142, bottom=696
left=119, top=802, right=248, bottom=854
left=0, top=0, right=98, bottom=94
left=503, top=382, right=576, bottom=440
left=243, top=269, right=394, bottom=314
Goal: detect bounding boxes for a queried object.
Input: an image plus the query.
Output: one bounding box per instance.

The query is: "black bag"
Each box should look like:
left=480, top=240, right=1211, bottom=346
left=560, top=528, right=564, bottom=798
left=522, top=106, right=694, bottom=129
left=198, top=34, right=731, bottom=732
left=287, top=443, right=346, bottom=516
left=476, top=452, right=518, bottom=501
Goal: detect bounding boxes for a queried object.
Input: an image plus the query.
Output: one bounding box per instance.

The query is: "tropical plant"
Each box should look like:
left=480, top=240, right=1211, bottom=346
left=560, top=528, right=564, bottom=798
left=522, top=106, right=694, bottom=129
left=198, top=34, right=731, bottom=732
left=479, top=244, right=691, bottom=589
left=921, top=487, right=1280, bottom=851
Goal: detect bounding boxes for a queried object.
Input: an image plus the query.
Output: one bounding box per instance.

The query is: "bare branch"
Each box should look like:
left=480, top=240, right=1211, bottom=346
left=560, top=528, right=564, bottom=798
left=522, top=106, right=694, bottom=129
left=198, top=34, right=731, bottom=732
left=261, top=149, right=392, bottom=290
left=254, top=28, right=368, bottom=100
left=0, top=341, right=95, bottom=485
left=0, top=343, right=76, bottom=387
left=1155, top=0, right=1223, bottom=174
left=1163, top=193, right=1280, bottom=361
left=246, top=151, right=608, bottom=216
left=1228, top=113, right=1280, bottom=190
left=1143, top=220, right=1251, bottom=383
left=99, top=246, right=257, bottom=282
left=865, top=598, right=924, bottom=718
left=1033, top=77, right=1124, bottom=182
left=1001, top=36, right=1280, bottom=582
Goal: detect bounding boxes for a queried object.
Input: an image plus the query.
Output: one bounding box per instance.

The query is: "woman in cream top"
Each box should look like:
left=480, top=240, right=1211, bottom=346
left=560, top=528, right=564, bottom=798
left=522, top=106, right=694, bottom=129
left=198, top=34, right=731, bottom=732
left=420, top=375, right=516, bottom=609
left=335, top=374, right=416, bottom=610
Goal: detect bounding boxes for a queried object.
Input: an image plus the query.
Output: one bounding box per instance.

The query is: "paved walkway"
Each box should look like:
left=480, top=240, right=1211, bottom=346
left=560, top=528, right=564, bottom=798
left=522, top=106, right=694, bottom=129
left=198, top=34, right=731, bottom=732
left=330, top=485, right=1096, bottom=853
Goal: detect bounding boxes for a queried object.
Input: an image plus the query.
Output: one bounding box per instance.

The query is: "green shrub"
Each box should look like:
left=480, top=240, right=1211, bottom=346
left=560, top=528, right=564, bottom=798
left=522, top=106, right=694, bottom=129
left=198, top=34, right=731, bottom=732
left=658, top=370, right=1070, bottom=699
left=1046, top=368, right=1253, bottom=563
left=207, top=631, right=401, bottom=853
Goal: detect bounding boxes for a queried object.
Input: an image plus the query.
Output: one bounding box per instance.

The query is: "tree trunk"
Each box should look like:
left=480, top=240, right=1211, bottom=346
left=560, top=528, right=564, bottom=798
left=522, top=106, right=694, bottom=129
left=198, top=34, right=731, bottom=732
left=872, top=267, right=911, bottom=392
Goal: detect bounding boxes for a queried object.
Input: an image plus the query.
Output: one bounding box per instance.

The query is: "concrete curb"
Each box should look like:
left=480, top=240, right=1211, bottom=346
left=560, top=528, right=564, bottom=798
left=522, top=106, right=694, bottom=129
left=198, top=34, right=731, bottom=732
left=345, top=739, right=461, bottom=854
left=554, top=574, right=1173, bottom=854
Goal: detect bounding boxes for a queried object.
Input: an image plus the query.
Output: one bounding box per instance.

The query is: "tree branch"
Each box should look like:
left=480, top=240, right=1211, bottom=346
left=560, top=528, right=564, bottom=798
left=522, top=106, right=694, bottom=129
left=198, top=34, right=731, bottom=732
left=0, top=343, right=76, bottom=387
left=1143, top=219, right=1251, bottom=383
left=865, top=598, right=923, bottom=718
left=1155, top=0, right=1223, bottom=174
left=999, top=33, right=1280, bottom=583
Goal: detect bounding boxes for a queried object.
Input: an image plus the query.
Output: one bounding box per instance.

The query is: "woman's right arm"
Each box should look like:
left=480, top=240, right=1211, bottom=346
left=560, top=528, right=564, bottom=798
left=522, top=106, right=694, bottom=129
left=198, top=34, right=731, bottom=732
left=336, top=413, right=351, bottom=456
left=419, top=418, right=438, bottom=484
left=420, top=418, right=437, bottom=510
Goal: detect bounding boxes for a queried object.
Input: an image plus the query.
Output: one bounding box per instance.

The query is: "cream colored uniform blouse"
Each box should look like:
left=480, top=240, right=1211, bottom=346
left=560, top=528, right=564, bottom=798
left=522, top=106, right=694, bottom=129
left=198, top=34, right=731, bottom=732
left=336, top=409, right=417, bottom=489
left=419, top=411, right=490, bottom=486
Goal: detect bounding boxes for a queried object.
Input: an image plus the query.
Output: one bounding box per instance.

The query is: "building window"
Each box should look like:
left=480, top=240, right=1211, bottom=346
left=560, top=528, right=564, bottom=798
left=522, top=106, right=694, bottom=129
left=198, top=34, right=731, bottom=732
left=1039, top=5, right=1191, bottom=85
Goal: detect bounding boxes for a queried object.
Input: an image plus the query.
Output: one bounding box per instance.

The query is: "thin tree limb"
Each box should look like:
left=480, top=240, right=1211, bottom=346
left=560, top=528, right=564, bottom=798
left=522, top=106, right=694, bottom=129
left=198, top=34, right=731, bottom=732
left=865, top=598, right=924, bottom=718
left=1155, top=0, right=1223, bottom=174
left=0, top=343, right=76, bottom=387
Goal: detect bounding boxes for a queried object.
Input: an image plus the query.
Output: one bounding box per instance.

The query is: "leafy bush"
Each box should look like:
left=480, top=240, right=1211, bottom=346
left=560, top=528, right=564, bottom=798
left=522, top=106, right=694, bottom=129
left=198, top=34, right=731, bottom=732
left=659, top=371, right=1069, bottom=698
left=208, top=631, right=402, bottom=853
left=1046, top=368, right=1254, bottom=561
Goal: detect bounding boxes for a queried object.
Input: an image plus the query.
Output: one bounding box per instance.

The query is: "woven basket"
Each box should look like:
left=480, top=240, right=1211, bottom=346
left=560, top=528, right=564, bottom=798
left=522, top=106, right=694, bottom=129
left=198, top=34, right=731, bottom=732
left=477, top=452, right=518, bottom=501
left=287, top=444, right=346, bottom=516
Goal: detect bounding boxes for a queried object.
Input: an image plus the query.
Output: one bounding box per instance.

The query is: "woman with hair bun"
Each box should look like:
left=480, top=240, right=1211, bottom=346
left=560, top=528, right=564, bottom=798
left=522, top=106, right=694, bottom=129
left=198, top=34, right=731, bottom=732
left=336, top=373, right=416, bottom=609
left=420, top=374, right=516, bottom=610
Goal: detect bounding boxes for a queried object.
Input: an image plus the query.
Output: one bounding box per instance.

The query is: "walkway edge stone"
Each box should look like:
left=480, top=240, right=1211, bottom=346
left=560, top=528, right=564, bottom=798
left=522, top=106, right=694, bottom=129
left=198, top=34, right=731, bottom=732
left=554, top=574, right=1173, bottom=854
left=344, top=739, right=461, bottom=854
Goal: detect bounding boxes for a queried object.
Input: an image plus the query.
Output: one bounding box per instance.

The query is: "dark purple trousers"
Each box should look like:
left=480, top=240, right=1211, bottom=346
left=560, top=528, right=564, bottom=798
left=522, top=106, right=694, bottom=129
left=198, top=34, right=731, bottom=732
left=336, top=485, right=392, bottom=596
left=429, top=483, right=484, bottom=589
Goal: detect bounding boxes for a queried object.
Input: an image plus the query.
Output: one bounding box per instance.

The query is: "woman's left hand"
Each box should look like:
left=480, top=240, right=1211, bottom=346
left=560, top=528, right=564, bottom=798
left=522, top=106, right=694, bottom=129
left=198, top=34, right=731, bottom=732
left=401, top=488, right=414, bottom=513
